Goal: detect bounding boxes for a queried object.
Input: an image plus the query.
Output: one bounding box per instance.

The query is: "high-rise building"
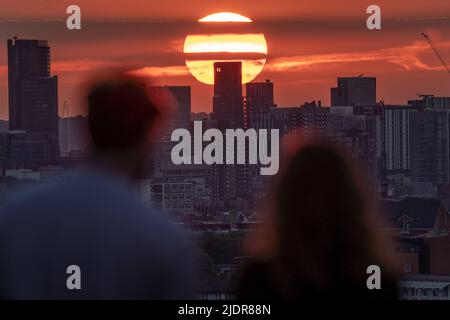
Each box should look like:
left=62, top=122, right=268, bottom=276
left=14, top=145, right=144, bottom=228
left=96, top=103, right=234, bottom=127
left=382, top=105, right=420, bottom=174
left=327, top=106, right=380, bottom=182
left=331, top=76, right=376, bottom=107
left=408, top=95, right=450, bottom=110
left=245, top=80, right=274, bottom=129
left=270, top=101, right=327, bottom=145
left=410, top=109, right=450, bottom=185
left=7, top=37, right=59, bottom=167
left=1, top=131, right=60, bottom=169
left=246, top=80, right=274, bottom=113
left=210, top=62, right=247, bottom=206
left=149, top=181, right=194, bottom=213
left=7, top=38, right=58, bottom=138
left=212, top=62, right=244, bottom=129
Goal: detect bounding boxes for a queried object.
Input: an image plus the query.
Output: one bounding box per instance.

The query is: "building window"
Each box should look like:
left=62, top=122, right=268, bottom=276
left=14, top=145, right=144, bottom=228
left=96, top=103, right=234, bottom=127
left=401, top=223, right=409, bottom=232
left=404, top=264, right=411, bottom=273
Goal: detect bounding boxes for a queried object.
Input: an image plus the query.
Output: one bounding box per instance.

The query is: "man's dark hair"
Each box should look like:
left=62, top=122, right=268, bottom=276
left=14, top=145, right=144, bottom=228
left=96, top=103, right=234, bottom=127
left=87, top=76, right=159, bottom=151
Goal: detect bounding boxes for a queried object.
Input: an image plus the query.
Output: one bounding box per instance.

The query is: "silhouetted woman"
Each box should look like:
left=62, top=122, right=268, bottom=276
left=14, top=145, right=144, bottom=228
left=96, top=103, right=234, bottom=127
left=238, top=143, right=398, bottom=300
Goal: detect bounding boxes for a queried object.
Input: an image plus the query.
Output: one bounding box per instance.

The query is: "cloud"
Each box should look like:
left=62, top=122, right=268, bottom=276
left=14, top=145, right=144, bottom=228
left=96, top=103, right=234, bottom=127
left=130, top=66, right=190, bottom=77
left=52, top=59, right=121, bottom=72
left=128, top=39, right=450, bottom=80
left=3, top=38, right=449, bottom=82
left=2, top=59, right=189, bottom=79
left=266, top=39, right=450, bottom=72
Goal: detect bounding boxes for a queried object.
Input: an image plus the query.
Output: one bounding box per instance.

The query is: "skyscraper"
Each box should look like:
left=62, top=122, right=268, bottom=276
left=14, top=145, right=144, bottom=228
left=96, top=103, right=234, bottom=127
left=245, top=79, right=274, bottom=129
left=246, top=80, right=274, bottom=113
left=212, top=62, right=244, bottom=129
left=211, top=62, right=246, bottom=206
left=7, top=38, right=58, bottom=138
left=410, top=109, right=450, bottom=185
left=331, top=76, right=376, bottom=107
left=7, top=37, right=59, bottom=167
left=270, top=101, right=327, bottom=149
left=327, top=106, right=379, bottom=182
left=382, top=105, right=419, bottom=174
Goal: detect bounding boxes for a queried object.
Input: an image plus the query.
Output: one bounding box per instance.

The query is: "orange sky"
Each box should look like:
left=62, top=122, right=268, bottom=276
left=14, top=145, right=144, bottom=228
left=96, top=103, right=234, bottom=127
left=0, top=0, right=449, bottom=118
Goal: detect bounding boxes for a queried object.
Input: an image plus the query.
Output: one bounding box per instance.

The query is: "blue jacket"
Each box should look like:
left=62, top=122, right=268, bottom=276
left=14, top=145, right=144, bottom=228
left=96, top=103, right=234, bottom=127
left=0, top=169, right=194, bottom=299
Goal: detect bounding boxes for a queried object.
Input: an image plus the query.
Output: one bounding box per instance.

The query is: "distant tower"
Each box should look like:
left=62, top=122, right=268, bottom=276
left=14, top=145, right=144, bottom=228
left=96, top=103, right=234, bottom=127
left=6, top=37, right=60, bottom=167
left=331, top=77, right=376, bottom=107
left=7, top=38, right=59, bottom=138
left=212, top=61, right=244, bottom=129
left=210, top=61, right=248, bottom=206
left=61, top=101, right=71, bottom=155
left=245, top=79, right=274, bottom=129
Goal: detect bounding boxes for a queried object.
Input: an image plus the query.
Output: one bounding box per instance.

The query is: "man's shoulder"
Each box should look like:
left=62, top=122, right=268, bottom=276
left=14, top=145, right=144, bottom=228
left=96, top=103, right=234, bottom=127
left=0, top=172, right=183, bottom=238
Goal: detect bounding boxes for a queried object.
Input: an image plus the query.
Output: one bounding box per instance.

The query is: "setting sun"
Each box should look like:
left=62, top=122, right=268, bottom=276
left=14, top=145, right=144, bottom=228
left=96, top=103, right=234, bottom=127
left=198, top=12, right=252, bottom=23
left=184, top=12, right=267, bottom=85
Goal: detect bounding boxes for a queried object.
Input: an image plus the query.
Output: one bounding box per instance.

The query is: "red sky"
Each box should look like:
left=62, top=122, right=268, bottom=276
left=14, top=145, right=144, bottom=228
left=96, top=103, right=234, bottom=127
left=0, top=0, right=449, bottom=118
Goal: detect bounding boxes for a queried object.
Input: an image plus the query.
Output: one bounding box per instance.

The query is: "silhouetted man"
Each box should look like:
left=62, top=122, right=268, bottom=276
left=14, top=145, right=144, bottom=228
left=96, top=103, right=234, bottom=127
left=0, top=75, right=194, bottom=299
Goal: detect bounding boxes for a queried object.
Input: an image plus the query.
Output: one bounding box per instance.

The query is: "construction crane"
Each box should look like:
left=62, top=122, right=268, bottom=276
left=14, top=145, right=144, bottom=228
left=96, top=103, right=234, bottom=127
left=422, top=32, right=450, bottom=75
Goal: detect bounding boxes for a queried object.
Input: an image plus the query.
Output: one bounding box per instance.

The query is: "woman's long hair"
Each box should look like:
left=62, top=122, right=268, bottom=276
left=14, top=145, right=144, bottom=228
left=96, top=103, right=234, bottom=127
left=246, top=141, right=394, bottom=298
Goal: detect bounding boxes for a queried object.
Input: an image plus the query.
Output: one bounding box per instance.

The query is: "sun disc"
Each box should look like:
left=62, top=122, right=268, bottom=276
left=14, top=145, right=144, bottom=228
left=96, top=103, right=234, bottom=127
left=199, top=12, right=252, bottom=23
left=184, top=12, right=267, bottom=85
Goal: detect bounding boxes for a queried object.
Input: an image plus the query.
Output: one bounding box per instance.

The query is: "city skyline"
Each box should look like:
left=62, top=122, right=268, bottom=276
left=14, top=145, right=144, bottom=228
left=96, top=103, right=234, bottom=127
left=0, top=0, right=449, bottom=119
left=2, top=15, right=450, bottom=298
